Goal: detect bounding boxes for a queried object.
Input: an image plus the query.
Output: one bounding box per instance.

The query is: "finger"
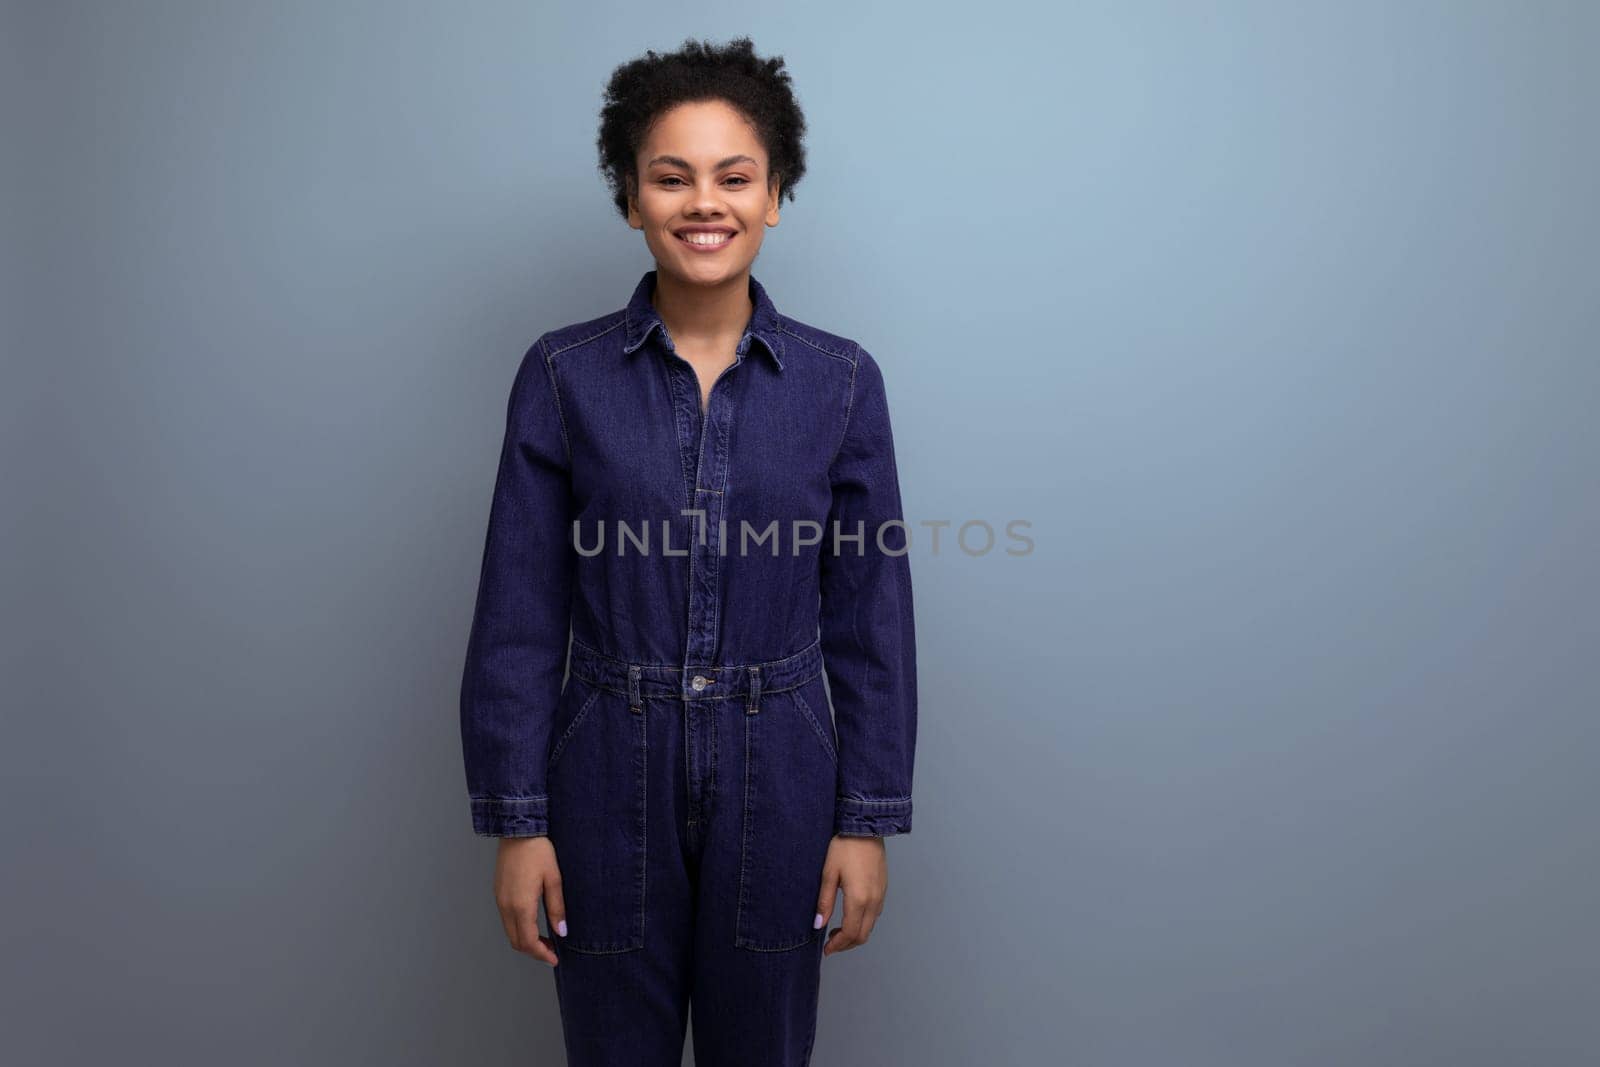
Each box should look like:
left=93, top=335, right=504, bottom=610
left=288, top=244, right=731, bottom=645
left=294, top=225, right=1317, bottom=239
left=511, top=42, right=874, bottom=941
left=825, top=891, right=866, bottom=956
left=496, top=899, right=520, bottom=948
left=855, top=898, right=882, bottom=945
left=545, top=867, right=568, bottom=942
left=525, top=927, right=559, bottom=966
left=814, top=862, right=840, bottom=931
left=515, top=902, right=557, bottom=965
left=843, top=895, right=868, bottom=949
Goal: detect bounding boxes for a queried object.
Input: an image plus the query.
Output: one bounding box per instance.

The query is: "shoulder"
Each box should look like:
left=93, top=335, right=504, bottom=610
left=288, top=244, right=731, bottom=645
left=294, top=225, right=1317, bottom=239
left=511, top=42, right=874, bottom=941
left=775, top=313, right=861, bottom=370
left=777, top=314, right=894, bottom=406
left=535, top=309, right=630, bottom=361
left=502, top=310, right=627, bottom=413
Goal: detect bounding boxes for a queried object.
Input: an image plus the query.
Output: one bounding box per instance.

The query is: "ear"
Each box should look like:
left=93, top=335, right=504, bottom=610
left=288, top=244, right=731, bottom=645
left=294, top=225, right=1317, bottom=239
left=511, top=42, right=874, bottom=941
left=765, top=175, right=782, bottom=227
left=624, top=173, right=643, bottom=229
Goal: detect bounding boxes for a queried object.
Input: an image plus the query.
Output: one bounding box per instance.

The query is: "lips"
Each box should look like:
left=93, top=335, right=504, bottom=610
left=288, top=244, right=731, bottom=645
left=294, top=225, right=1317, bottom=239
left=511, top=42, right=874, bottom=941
left=674, top=228, right=737, bottom=251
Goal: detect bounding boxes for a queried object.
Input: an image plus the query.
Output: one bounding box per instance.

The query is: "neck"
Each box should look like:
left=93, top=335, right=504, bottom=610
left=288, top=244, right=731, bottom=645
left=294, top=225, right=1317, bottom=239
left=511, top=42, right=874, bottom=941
left=651, top=269, right=754, bottom=350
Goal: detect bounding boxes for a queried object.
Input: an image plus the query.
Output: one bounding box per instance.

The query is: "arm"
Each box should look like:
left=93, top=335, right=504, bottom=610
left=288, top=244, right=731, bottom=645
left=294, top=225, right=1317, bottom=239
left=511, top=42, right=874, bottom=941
left=819, top=344, right=918, bottom=838
left=459, top=337, right=575, bottom=838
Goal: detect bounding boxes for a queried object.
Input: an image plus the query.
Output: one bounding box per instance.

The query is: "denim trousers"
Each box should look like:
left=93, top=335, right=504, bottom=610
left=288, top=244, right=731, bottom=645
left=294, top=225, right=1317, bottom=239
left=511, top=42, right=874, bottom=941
left=546, top=638, right=836, bottom=1065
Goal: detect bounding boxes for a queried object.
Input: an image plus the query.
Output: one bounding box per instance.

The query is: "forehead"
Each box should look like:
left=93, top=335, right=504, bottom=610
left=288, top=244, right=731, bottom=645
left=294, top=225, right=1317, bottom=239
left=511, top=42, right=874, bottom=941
left=639, top=100, right=767, bottom=165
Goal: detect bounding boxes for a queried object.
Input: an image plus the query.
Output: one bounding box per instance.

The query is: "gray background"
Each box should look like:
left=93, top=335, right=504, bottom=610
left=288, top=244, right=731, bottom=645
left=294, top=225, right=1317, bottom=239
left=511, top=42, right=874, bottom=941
left=3, top=1, right=1596, bottom=1064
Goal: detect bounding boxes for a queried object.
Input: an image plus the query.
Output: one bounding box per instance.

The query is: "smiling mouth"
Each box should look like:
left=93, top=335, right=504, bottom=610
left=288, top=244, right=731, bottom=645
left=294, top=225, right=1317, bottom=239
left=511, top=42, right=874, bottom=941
left=675, top=231, right=736, bottom=248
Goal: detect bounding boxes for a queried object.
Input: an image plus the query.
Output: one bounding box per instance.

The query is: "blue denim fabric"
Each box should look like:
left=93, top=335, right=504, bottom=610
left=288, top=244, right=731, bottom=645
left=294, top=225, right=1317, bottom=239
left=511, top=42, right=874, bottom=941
left=458, top=268, right=917, bottom=1062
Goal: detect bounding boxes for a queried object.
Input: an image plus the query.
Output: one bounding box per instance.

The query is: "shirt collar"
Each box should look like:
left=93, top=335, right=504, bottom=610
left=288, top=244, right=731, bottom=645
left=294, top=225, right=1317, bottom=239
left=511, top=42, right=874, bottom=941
left=622, top=269, right=786, bottom=372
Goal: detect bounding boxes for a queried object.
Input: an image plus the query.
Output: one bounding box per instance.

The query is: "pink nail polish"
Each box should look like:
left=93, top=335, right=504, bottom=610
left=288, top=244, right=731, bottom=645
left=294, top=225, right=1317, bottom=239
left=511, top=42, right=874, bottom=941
left=814, top=912, right=825, bottom=929
left=557, top=919, right=568, bottom=937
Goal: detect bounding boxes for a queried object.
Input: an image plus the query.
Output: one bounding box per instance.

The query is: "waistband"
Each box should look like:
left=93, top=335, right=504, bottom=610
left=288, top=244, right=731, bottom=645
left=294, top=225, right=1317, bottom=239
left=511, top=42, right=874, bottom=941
left=568, top=636, right=823, bottom=710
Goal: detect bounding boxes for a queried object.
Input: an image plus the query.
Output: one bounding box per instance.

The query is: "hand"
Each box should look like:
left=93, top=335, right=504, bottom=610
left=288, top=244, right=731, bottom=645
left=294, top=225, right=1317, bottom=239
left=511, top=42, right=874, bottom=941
left=814, top=835, right=887, bottom=956
left=494, top=836, right=566, bottom=966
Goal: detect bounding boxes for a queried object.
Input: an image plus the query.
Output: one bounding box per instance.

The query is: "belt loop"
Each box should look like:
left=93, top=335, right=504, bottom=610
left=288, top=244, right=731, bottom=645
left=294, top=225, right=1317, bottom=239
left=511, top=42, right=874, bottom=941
left=746, top=665, right=761, bottom=715
left=628, top=664, right=642, bottom=713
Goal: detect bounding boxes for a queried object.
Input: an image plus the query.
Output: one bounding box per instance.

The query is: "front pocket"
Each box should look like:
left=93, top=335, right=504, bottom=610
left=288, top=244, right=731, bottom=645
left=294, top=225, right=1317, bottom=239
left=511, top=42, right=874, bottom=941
left=546, top=682, right=647, bottom=954
left=789, top=675, right=839, bottom=768
left=735, top=678, right=838, bottom=952
left=546, top=678, right=603, bottom=775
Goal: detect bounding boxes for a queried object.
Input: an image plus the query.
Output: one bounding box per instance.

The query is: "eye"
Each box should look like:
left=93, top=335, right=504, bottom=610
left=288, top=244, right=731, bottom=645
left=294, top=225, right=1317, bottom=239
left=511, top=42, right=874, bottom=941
left=658, top=175, right=749, bottom=188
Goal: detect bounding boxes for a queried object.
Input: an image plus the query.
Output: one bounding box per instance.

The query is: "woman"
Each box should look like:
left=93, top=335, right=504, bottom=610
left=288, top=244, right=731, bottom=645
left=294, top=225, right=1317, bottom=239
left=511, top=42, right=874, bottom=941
left=459, top=36, right=917, bottom=1066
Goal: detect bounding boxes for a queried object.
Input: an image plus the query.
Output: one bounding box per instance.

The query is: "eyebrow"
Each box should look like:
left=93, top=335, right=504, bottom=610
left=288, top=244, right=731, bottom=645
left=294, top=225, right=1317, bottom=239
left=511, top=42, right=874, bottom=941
left=645, top=153, right=760, bottom=172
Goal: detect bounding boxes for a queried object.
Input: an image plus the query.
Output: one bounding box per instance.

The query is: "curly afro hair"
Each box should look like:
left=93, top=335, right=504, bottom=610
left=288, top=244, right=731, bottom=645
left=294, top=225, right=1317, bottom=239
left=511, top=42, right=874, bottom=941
left=596, top=36, right=808, bottom=221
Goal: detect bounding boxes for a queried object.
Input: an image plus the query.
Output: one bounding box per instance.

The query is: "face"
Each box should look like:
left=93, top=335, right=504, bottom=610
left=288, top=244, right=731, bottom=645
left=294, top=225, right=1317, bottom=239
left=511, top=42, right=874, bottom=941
left=627, top=99, right=782, bottom=286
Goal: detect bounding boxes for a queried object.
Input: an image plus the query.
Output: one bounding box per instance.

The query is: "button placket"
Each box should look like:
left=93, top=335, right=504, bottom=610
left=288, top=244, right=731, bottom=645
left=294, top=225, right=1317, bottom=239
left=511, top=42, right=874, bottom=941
left=680, top=347, right=742, bottom=670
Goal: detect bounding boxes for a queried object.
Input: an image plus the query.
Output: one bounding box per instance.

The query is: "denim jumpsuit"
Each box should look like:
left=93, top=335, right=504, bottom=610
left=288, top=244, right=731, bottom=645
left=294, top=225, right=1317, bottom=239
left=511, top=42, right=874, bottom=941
left=459, top=269, right=917, bottom=1066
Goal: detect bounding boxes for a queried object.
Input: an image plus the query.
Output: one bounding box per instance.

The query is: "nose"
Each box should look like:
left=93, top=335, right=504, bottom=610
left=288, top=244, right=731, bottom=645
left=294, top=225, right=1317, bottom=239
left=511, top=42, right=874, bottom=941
left=689, top=179, right=727, bottom=215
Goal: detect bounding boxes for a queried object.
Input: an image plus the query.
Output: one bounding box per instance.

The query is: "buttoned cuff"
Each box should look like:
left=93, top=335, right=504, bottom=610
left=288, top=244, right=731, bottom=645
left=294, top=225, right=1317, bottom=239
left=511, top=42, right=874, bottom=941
left=834, top=795, right=913, bottom=837
left=470, top=795, right=549, bottom=837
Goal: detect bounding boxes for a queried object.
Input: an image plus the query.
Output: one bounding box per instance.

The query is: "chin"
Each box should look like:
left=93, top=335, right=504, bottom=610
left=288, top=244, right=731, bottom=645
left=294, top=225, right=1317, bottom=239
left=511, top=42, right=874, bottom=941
left=676, top=260, right=750, bottom=282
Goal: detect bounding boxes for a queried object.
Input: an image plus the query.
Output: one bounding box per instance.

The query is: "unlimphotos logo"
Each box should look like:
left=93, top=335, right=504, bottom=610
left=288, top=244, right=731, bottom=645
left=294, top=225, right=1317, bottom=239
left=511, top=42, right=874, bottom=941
left=571, top=511, right=1034, bottom=557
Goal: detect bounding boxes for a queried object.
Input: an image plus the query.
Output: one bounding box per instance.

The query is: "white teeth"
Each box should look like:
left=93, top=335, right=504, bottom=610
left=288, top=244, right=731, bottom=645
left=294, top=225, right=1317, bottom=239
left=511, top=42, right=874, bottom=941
left=681, top=232, right=731, bottom=245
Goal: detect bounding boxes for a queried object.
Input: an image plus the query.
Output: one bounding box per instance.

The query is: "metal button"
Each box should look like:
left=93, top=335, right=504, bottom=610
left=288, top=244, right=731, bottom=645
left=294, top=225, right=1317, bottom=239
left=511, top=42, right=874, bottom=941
left=691, top=675, right=708, bottom=691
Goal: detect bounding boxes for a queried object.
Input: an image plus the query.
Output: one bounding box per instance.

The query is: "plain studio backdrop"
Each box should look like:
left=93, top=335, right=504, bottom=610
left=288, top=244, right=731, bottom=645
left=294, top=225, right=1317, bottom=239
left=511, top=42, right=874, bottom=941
left=2, top=1, right=1596, bottom=1065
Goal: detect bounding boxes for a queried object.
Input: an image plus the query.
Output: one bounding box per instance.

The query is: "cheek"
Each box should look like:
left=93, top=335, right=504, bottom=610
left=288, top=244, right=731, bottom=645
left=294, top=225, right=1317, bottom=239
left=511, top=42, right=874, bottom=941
left=631, top=189, right=669, bottom=225
left=637, top=221, right=673, bottom=256
left=734, top=221, right=765, bottom=253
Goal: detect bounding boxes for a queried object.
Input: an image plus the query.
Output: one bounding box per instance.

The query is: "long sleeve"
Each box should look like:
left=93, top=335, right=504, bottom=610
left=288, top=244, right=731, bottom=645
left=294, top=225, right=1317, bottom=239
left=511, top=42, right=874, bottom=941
left=819, top=345, right=918, bottom=838
left=459, top=337, right=575, bottom=837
